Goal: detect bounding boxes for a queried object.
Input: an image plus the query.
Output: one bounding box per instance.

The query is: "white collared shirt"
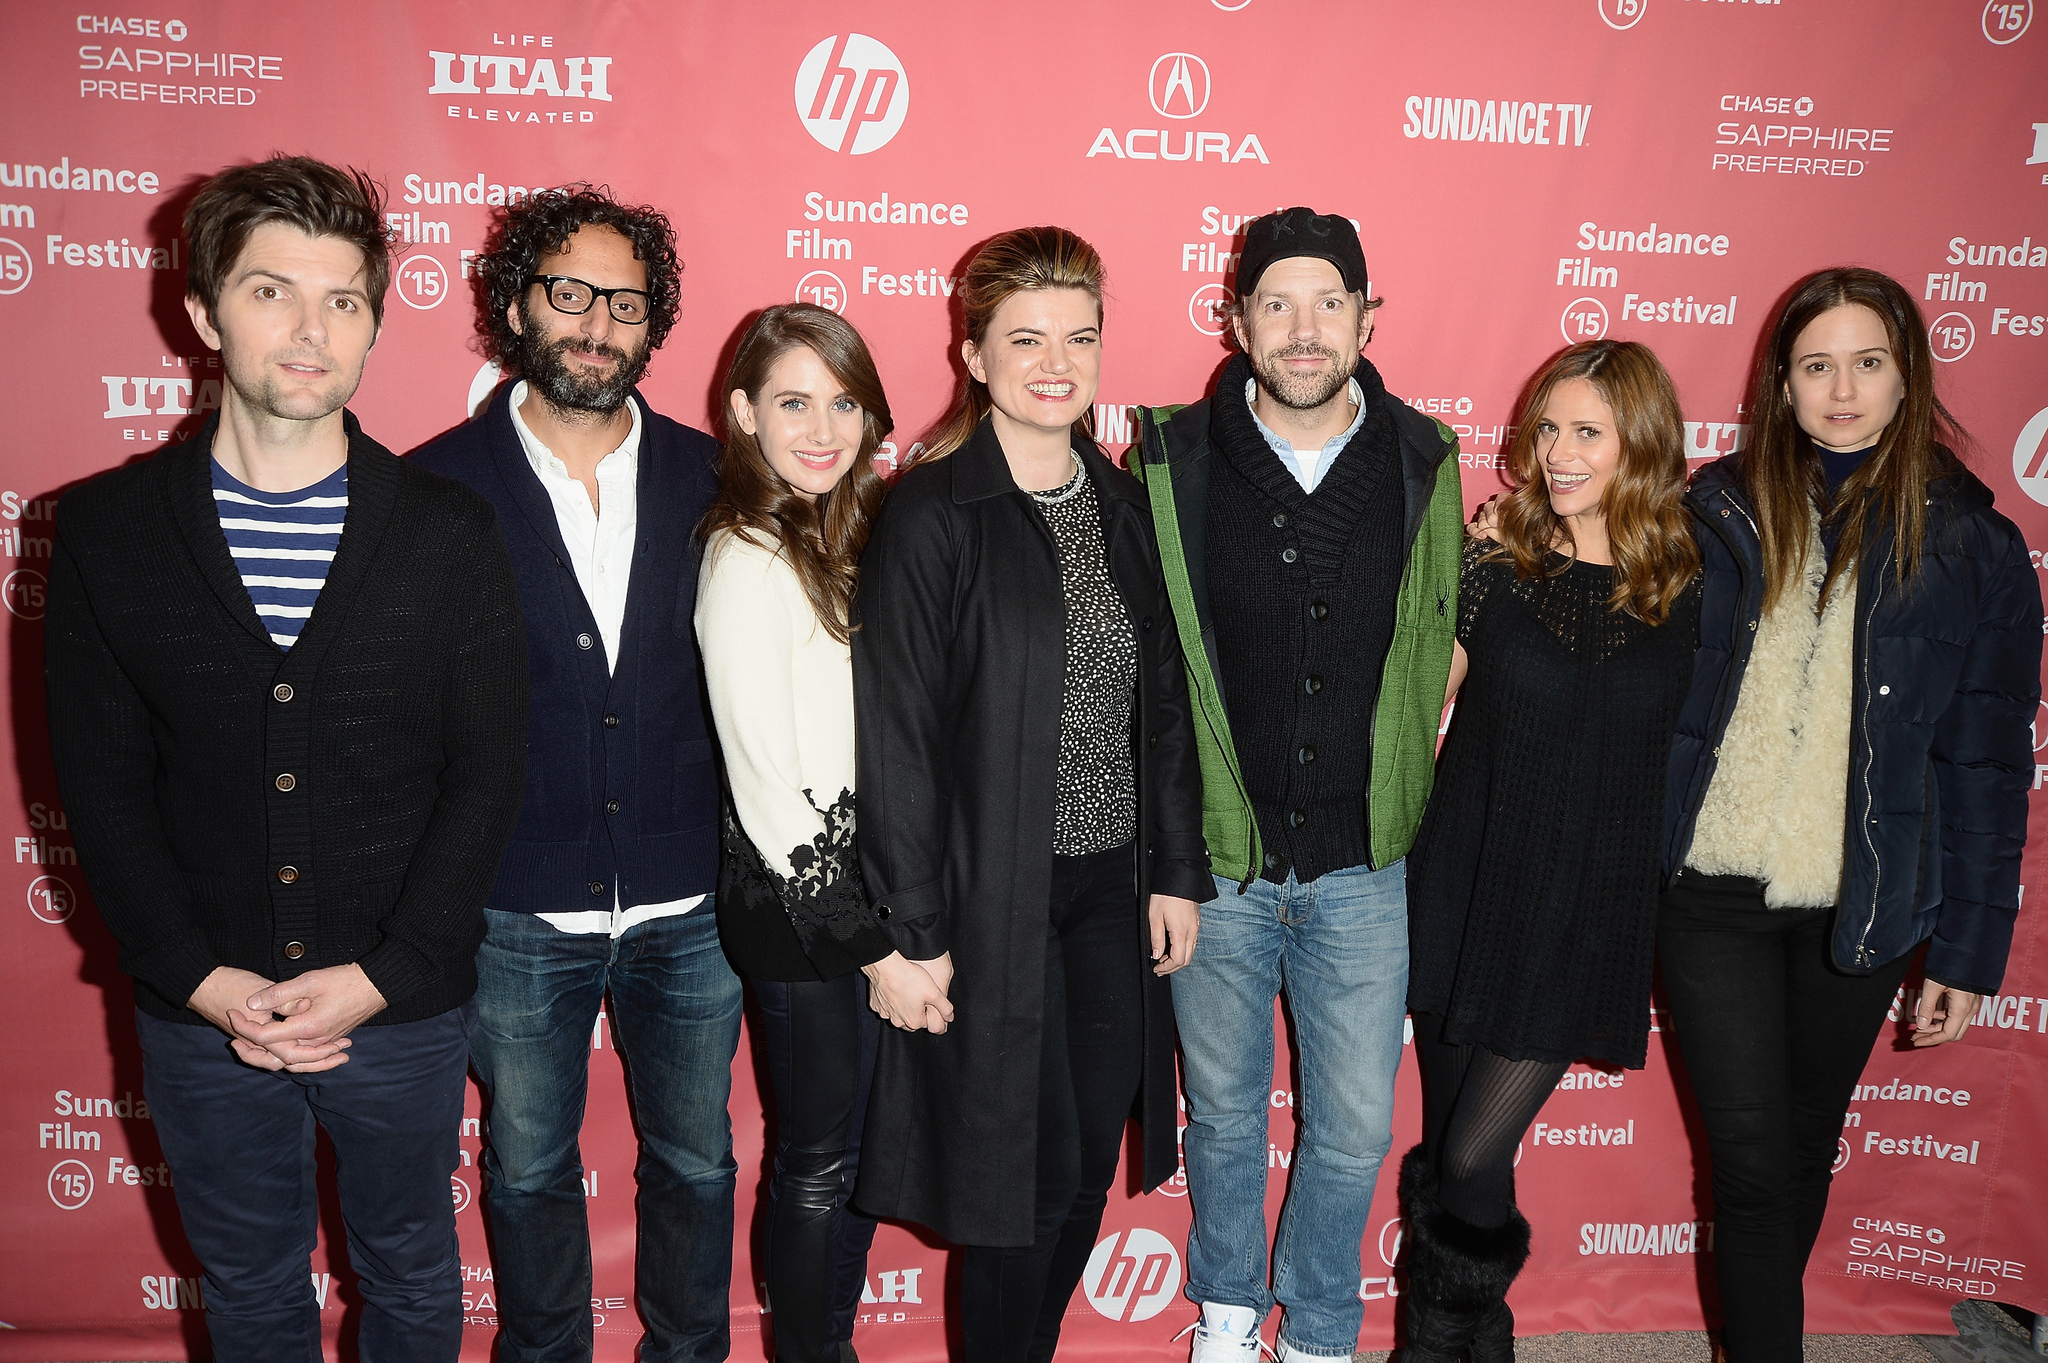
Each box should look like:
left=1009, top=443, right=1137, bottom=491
left=1245, top=376, right=1367, bottom=493
left=506, top=381, right=705, bottom=936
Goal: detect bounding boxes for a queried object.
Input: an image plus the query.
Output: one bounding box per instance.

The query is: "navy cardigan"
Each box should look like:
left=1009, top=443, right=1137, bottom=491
left=410, top=383, right=722, bottom=915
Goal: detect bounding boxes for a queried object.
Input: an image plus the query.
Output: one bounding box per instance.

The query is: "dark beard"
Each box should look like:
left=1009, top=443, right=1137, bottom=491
left=1248, top=342, right=1356, bottom=411
left=516, top=304, right=651, bottom=415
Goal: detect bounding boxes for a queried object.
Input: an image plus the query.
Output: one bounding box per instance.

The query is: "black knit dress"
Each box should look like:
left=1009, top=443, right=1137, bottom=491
left=1407, top=540, right=1700, bottom=1068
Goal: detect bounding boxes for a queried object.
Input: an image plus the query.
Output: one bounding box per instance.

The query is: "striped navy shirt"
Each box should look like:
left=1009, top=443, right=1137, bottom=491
left=211, top=459, right=348, bottom=649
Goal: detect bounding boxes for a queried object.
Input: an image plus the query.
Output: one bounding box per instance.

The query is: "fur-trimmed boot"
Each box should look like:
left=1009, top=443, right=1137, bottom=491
left=1392, top=1145, right=1531, bottom=1363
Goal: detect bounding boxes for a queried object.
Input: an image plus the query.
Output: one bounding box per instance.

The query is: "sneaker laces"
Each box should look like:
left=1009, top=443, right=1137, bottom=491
left=1171, top=1319, right=1279, bottom=1360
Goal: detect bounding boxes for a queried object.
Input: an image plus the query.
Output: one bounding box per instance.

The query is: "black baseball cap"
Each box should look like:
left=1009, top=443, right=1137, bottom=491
left=1235, top=207, right=1368, bottom=299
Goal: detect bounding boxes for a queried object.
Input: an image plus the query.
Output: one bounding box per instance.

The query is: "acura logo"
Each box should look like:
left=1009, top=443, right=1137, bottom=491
left=2012, top=405, right=2048, bottom=507
left=1149, top=52, right=1211, bottom=119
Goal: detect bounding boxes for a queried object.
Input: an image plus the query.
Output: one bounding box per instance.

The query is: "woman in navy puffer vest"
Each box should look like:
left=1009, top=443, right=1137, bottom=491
left=1658, top=267, right=2041, bottom=1362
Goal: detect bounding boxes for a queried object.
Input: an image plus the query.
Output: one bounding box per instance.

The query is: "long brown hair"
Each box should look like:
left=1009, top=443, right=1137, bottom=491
left=925, top=226, right=1104, bottom=459
left=1741, top=267, right=1964, bottom=610
left=1491, top=340, right=1700, bottom=626
left=700, top=304, right=891, bottom=642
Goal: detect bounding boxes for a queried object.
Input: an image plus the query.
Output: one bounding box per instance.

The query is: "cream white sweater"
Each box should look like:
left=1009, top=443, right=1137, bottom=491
left=1685, top=514, right=1857, bottom=906
left=695, top=529, right=857, bottom=894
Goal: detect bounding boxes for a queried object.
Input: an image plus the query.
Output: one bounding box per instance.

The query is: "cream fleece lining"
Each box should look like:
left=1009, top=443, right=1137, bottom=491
left=1684, top=511, right=1856, bottom=907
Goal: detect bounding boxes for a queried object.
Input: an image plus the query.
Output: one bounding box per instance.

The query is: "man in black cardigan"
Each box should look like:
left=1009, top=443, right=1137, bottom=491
left=410, top=189, right=740, bottom=1363
left=44, top=158, right=528, bottom=1363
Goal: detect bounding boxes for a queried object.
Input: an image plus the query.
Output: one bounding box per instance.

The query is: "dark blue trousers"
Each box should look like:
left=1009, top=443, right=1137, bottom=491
left=136, top=1001, right=474, bottom=1363
left=468, top=907, right=742, bottom=1363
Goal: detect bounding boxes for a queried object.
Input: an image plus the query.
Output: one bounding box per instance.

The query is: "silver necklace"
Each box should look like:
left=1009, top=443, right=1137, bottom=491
left=1027, top=451, right=1085, bottom=505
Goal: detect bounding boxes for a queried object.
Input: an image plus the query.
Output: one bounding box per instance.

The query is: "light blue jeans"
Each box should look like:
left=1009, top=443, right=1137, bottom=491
left=1171, top=859, right=1408, bottom=1360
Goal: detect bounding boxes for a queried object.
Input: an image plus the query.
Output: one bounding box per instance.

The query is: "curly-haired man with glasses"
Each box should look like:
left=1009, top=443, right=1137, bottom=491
left=412, top=188, right=739, bottom=1363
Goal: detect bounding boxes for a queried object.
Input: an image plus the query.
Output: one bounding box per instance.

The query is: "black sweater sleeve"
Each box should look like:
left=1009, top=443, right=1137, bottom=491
left=354, top=515, right=530, bottom=1010
left=44, top=524, right=222, bottom=1012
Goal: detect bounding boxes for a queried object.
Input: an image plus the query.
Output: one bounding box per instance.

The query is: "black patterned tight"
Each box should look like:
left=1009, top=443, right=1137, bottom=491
left=1411, top=1013, right=1570, bottom=1228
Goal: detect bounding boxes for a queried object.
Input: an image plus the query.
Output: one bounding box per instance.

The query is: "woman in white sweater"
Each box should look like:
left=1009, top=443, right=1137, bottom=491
left=696, top=303, right=948, bottom=1363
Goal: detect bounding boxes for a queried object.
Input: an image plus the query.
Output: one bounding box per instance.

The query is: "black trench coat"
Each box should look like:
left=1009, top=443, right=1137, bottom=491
left=850, top=417, right=1214, bottom=1247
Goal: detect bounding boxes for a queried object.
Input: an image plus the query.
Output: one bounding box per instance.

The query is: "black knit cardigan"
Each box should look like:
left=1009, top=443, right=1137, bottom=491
left=44, top=413, right=530, bottom=1026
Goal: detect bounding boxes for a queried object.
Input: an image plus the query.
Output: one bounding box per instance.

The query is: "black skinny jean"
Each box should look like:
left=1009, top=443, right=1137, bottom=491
left=754, top=970, right=882, bottom=1363
left=1658, top=871, right=1912, bottom=1363
left=961, top=840, right=1143, bottom=1363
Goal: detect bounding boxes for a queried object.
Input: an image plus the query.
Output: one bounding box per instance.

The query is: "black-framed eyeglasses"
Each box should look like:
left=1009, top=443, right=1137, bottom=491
left=526, top=275, right=652, bottom=325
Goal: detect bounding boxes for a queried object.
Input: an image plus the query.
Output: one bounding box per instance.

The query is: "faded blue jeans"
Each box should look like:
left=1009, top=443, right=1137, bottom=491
left=469, top=907, right=743, bottom=1363
left=1171, top=860, right=1409, bottom=1361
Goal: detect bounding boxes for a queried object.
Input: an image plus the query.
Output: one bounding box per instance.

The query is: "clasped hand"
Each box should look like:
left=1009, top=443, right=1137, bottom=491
left=862, top=951, right=954, bottom=1034
left=187, top=963, right=389, bottom=1072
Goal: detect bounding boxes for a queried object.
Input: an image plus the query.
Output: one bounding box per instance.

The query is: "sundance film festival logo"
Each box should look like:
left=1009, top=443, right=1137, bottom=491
left=0, top=236, right=31, bottom=295
left=1084, top=1228, right=1180, bottom=1322
left=395, top=252, right=449, bottom=310
left=1598, top=0, right=1647, bottom=31
left=1189, top=283, right=1232, bottom=337
left=1984, top=1, right=2033, bottom=43
left=4, top=567, right=46, bottom=620
left=49, top=1158, right=93, bottom=1210
left=1929, top=311, right=1976, bottom=363
left=1561, top=296, right=1610, bottom=344
left=29, top=873, right=76, bottom=924
left=795, top=35, right=909, bottom=155
left=1150, top=54, right=1210, bottom=119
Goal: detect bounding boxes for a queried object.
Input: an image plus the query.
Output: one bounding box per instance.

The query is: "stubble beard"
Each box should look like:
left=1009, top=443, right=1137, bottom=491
left=229, top=346, right=359, bottom=424
left=1250, top=342, right=1356, bottom=412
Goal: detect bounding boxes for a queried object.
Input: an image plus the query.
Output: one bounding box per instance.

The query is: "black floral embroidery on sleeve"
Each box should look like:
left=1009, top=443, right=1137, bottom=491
left=721, top=787, right=875, bottom=952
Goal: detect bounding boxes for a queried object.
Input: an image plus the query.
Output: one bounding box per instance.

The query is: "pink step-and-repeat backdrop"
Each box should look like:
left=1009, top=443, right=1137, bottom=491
left=2, top=0, right=2045, bottom=1357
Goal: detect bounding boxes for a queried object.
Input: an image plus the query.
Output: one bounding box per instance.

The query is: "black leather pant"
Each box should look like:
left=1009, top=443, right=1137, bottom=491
left=755, top=970, right=882, bottom=1363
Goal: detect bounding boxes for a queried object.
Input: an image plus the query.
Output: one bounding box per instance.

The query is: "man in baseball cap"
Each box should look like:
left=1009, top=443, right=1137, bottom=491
left=1131, top=209, right=1465, bottom=1363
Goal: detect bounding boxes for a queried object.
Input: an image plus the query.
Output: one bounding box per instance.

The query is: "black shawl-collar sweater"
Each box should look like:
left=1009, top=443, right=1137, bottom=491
left=45, top=412, right=530, bottom=1025
left=1204, top=354, right=1407, bottom=884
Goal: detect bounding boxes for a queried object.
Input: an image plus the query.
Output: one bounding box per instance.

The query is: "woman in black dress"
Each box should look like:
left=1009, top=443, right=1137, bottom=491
left=1397, top=341, right=1702, bottom=1362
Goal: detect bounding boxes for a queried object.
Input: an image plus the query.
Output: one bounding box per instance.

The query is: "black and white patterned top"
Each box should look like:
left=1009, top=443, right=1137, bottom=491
left=1033, top=460, right=1138, bottom=856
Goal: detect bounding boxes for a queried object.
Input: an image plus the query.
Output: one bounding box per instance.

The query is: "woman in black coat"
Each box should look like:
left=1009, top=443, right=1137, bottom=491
left=850, top=226, right=1214, bottom=1363
left=1658, top=267, right=2040, bottom=1361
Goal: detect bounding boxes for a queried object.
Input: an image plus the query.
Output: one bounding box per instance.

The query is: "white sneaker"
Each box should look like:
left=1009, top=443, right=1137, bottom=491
left=1180, top=1302, right=1268, bottom=1362
left=1272, top=1341, right=1354, bottom=1363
